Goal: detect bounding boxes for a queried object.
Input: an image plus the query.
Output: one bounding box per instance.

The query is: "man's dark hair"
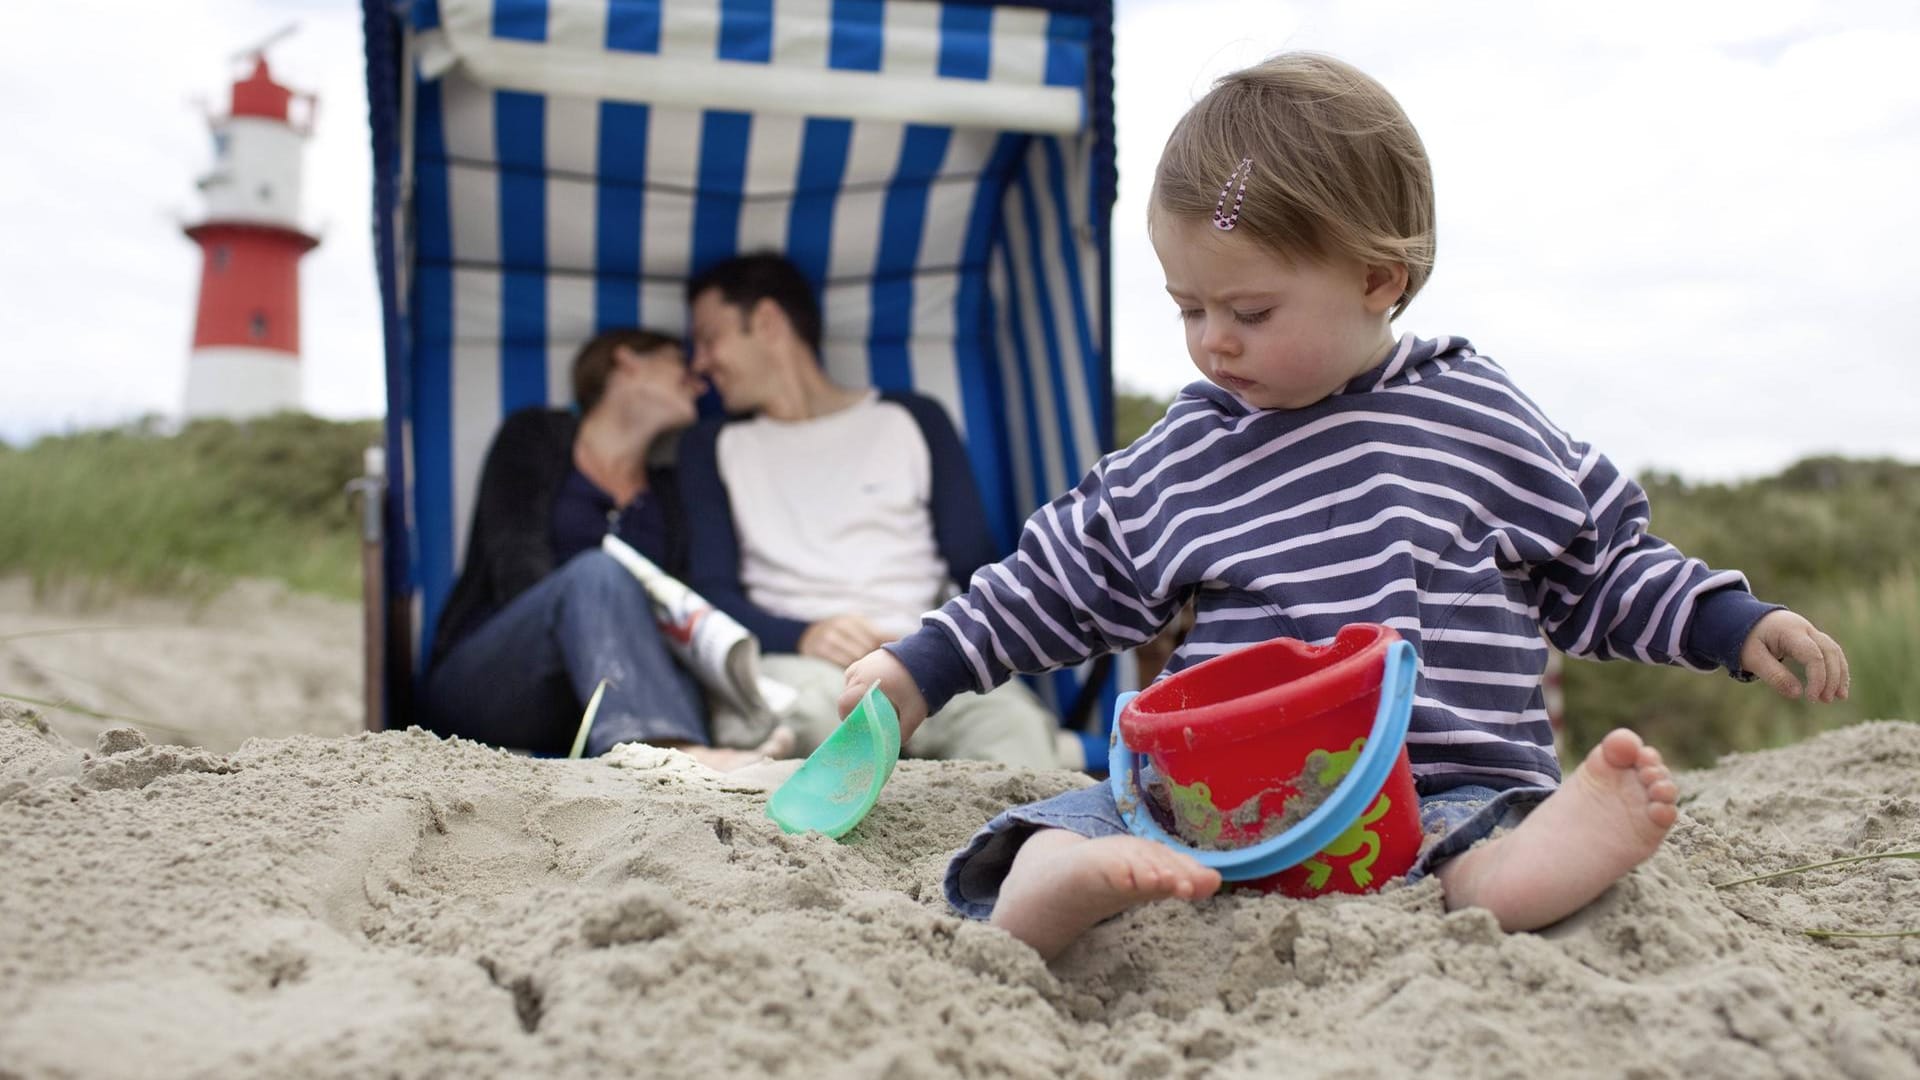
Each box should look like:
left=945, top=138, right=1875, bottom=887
left=686, top=253, right=823, bottom=356
left=571, top=327, right=678, bottom=414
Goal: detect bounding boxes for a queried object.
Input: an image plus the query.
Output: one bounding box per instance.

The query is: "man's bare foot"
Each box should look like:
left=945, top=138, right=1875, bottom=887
left=672, top=726, right=797, bottom=772
left=1435, top=728, right=1677, bottom=931
left=991, top=830, right=1222, bottom=960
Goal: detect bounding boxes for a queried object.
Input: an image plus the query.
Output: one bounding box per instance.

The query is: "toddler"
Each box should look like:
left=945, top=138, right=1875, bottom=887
left=842, top=52, right=1850, bottom=959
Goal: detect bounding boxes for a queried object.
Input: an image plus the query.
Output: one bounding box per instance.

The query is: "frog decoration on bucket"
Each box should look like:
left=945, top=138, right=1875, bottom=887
left=1165, top=776, right=1226, bottom=846
left=1301, top=737, right=1391, bottom=892
left=1160, top=737, right=1393, bottom=893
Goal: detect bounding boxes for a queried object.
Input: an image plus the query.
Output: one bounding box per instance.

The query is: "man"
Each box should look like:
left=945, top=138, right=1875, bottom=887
left=678, top=253, right=1062, bottom=769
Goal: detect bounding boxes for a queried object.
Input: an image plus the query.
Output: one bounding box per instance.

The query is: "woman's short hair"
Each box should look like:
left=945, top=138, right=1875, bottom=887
left=1151, top=52, right=1436, bottom=318
left=571, top=328, right=679, bottom=414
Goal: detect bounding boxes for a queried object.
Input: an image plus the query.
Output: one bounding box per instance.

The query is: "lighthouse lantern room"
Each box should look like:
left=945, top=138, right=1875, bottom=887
left=182, top=48, right=319, bottom=420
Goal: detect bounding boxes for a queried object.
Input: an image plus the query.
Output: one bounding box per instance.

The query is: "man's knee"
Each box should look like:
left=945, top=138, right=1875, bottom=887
left=760, top=654, right=851, bottom=753
left=922, top=685, right=1060, bottom=768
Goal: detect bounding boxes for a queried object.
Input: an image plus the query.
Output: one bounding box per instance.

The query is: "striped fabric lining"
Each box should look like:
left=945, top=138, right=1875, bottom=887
left=393, top=0, right=1114, bottom=721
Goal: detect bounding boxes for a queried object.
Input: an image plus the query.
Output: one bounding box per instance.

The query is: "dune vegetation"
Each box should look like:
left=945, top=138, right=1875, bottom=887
left=0, top=413, right=379, bottom=602
left=4, top=405, right=1914, bottom=767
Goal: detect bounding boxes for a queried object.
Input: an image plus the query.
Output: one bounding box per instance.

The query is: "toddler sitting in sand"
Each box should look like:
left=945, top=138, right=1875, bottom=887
left=839, top=52, right=1850, bottom=959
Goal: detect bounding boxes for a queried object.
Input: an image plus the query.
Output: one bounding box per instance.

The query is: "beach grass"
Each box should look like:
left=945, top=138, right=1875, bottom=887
left=0, top=413, right=378, bottom=602
left=1823, top=566, right=1920, bottom=723
left=1713, top=849, right=1920, bottom=940
left=1559, top=569, right=1920, bottom=768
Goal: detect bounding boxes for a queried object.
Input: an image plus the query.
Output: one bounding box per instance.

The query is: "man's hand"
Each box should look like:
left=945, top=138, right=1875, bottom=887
left=798, top=615, right=888, bottom=668
left=840, top=649, right=929, bottom=746
left=1740, top=609, right=1850, bottom=703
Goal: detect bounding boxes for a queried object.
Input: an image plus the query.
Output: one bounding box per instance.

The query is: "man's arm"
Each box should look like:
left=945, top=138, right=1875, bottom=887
left=886, top=391, right=999, bottom=581
left=677, top=419, right=812, bottom=654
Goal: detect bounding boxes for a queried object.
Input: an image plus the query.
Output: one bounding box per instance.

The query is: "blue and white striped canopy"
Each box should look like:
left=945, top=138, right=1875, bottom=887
left=364, top=0, right=1119, bottom=732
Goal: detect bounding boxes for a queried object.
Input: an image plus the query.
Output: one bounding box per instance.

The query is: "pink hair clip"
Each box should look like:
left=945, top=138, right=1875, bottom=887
left=1212, top=157, right=1254, bottom=231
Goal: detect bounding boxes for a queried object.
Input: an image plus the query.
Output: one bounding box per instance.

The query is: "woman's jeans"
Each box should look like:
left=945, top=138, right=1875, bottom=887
left=424, top=551, right=707, bottom=757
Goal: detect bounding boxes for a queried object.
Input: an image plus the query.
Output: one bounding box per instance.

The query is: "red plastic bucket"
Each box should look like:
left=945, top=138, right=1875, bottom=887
left=1118, top=624, right=1422, bottom=897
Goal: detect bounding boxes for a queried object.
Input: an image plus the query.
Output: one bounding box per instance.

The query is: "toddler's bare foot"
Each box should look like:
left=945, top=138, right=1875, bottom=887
left=1436, top=728, right=1677, bottom=931
left=991, top=830, right=1222, bottom=960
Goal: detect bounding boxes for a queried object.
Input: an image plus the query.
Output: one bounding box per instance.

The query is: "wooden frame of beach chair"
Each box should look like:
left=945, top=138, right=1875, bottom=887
left=360, top=0, right=1124, bottom=766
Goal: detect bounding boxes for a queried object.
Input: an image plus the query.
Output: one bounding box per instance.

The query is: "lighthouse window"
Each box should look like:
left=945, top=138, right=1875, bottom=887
left=258, top=183, right=274, bottom=203
left=212, top=132, right=230, bottom=160
left=212, top=247, right=230, bottom=272
left=249, top=312, right=269, bottom=341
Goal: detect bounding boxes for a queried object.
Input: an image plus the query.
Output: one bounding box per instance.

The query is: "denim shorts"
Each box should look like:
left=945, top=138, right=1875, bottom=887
left=943, top=778, right=1553, bottom=920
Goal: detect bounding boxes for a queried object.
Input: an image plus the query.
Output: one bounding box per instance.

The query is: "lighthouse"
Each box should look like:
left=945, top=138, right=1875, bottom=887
left=181, top=51, right=319, bottom=420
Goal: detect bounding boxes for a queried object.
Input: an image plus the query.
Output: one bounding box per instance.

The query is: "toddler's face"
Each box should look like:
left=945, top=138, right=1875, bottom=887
left=1151, top=215, right=1398, bottom=411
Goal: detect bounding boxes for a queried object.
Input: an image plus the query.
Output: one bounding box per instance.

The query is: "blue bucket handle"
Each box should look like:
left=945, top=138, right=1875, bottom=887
left=1107, top=638, right=1418, bottom=882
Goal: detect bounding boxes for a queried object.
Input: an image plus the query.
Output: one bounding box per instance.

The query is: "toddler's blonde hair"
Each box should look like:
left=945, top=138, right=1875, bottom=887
left=1152, top=53, right=1435, bottom=318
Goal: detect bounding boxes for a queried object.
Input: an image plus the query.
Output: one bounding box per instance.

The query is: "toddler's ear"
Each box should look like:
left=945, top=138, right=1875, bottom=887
left=1363, top=263, right=1409, bottom=313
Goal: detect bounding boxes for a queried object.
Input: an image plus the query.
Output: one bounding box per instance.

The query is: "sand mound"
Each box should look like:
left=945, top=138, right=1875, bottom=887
left=1, top=707, right=1916, bottom=1079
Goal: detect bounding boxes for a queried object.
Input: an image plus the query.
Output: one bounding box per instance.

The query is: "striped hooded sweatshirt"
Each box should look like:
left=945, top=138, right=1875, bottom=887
left=887, top=335, right=1776, bottom=792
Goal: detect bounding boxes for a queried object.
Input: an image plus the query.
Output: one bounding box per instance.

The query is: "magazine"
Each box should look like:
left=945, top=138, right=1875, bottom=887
left=600, top=535, right=797, bottom=732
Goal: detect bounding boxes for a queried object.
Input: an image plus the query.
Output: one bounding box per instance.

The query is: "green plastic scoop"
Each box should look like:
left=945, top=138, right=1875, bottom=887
left=766, top=684, right=901, bottom=838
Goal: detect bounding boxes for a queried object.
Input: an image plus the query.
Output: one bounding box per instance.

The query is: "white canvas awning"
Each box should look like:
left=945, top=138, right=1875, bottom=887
left=416, top=0, right=1085, bottom=133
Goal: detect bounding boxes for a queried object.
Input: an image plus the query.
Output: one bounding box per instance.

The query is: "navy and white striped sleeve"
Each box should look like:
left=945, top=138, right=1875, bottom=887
left=886, top=457, right=1186, bottom=714
left=1532, top=446, right=1773, bottom=672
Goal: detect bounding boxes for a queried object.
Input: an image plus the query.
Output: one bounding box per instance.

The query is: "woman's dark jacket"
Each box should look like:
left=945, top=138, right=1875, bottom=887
left=427, top=407, right=687, bottom=671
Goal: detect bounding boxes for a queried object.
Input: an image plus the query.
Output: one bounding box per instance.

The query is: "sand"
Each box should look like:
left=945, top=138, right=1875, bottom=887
left=1, top=582, right=1917, bottom=1079
left=0, top=576, right=362, bottom=751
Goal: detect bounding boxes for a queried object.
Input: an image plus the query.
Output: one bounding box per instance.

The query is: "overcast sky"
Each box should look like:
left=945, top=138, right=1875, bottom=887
left=2, top=0, right=1914, bottom=481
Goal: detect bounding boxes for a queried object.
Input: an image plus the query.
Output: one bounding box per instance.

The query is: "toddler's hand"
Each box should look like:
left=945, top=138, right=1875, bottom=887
left=839, top=649, right=929, bottom=746
left=1740, top=610, right=1849, bottom=703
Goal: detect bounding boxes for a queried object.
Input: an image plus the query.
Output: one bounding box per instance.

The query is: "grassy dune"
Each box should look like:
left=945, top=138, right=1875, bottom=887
left=5, top=405, right=1914, bottom=767
left=1559, top=462, right=1920, bottom=763
left=0, top=413, right=379, bottom=602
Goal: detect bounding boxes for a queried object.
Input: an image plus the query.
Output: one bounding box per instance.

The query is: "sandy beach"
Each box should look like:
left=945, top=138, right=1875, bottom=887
left=0, top=576, right=362, bottom=752
left=1, top=583, right=1916, bottom=1079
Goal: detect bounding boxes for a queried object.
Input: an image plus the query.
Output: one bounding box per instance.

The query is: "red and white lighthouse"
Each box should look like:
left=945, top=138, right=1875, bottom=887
left=182, top=53, right=319, bottom=419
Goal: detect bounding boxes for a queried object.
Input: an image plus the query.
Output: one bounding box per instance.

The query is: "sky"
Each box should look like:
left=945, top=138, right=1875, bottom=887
left=1, top=0, right=1914, bottom=481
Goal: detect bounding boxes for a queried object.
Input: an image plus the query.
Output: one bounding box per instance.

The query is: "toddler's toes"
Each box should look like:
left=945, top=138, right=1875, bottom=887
left=1164, top=853, right=1221, bottom=899
left=1598, top=729, right=1644, bottom=770
left=1107, top=856, right=1153, bottom=895
left=1135, top=860, right=1170, bottom=893
left=1189, top=864, right=1223, bottom=898
left=1137, top=845, right=1218, bottom=900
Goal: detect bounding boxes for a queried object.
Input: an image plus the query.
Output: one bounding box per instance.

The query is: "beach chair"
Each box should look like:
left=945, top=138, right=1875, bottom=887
left=360, top=0, right=1122, bottom=767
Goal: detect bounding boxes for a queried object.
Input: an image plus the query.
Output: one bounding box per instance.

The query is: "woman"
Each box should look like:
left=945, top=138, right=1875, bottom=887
left=424, top=328, right=789, bottom=767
